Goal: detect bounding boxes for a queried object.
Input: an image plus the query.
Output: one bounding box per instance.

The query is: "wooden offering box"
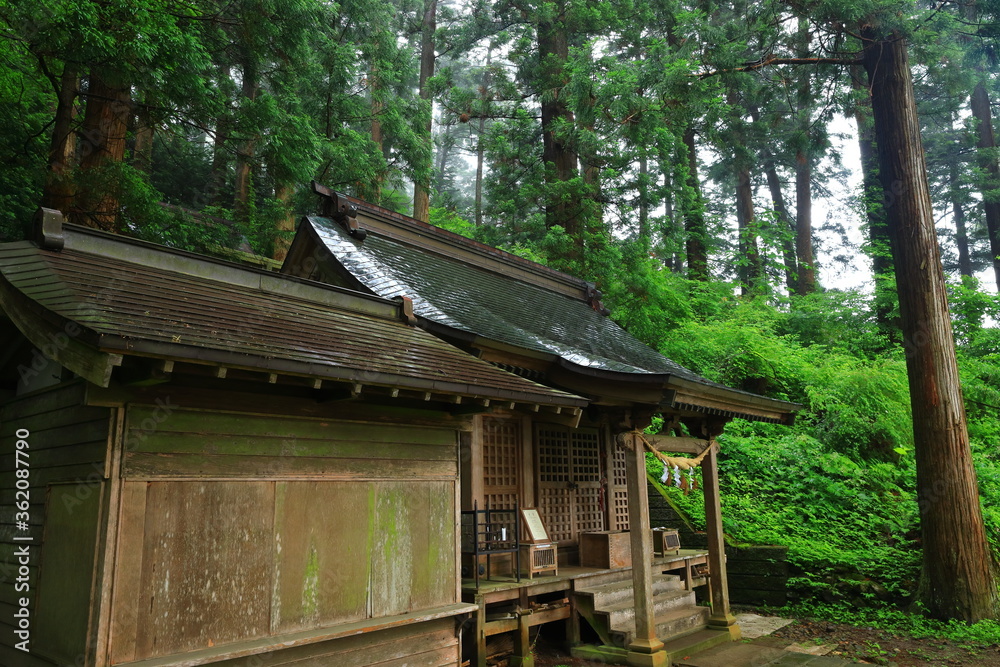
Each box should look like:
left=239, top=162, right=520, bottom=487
left=580, top=530, right=632, bottom=569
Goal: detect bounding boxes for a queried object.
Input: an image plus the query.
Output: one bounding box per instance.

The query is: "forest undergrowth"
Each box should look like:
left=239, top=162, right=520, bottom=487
left=626, top=273, right=1000, bottom=646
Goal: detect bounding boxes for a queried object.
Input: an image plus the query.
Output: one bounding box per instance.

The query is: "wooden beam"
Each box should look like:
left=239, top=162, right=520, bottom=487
left=645, top=435, right=711, bottom=455
left=623, top=432, right=667, bottom=665
left=702, top=442, right=739, bottom=639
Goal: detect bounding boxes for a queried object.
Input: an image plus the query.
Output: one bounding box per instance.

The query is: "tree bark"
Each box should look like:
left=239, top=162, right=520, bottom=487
left=412, top=0, right=436, bottom=222
left=474, top=49, right=492, bottom=226
left=359, top=66, right=386, bottom=204
left=132, top=94, right=154, bottom=175
left=74, top=71, right=131, bottom=232
left=794, top=20, right=816, bottom=295
left=638, top=150, right=649, bottom=240
left=233, top=67, right=259, bottom=225
left=682, top=127, right=709, bottom=281
left=538, top=6, right=579, bottom=246
left=851, top=65, right=896, bottom=337
left=41, top=63, right=79, bottom=214
left=763, top=162, right=798, bottom=292
left=748, top=104, right=798, bottom=292
left=970, top=82, right=1000, bottom=290
left=949, top=141, right=973, bottom=278
left=273, top=183, right=296, bottom=262
left=862, top=27, right=999, bottom=622
left=794, top=150, right=816, bottom=295
left=734, top=164, right=764, bottom=296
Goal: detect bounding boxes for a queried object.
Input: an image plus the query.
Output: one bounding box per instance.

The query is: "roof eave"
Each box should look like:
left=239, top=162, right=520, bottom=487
left=550, top=357, right=799, bottom=424
left=0, top=269, right=122, bottom=387
left=95, top=337, right=587, bottom=408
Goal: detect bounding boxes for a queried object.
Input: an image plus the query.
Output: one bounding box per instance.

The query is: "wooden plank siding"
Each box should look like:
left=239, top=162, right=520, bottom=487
left=0, top=380, right=115, bottom=666
left=189, top=617, right=460, bottom=667
left=109, top=405, right=462, bottom=665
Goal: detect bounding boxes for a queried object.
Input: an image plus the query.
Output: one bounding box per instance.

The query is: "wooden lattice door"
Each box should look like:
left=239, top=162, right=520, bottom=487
left=535, top=425, right=606, bottom=544
left=608, top=441, right=630, bottom=530
left=482, top=416, right=521, bottom=511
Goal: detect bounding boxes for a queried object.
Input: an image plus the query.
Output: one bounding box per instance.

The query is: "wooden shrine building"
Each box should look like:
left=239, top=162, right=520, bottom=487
left=280, top=189, right=800, bottom=667
left=0, top=210, right=586, bottom=667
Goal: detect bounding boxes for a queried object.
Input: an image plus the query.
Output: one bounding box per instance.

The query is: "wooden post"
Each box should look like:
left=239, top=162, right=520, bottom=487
left=702, top=442, right=740, bottom=638
left=510, top=613, right=534, bottom=667
left=476, top=594, right=488, bottom=667
left=624, top=433, right=668, bottom=667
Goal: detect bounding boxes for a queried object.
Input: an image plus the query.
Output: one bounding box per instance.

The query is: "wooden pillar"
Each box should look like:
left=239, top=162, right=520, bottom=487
left=510, top=613, right=534, bottom=667
left=623, top=433, right=668, bottom=667
left=702, top=442, right=740, bottom=638
left=476, top=594, right=488, bottom=667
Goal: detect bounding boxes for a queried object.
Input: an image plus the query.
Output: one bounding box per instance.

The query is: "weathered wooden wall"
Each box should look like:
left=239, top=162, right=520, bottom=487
left=109, top=405, right=460, bottom=664
left=0, top=380, right=115, bottom=667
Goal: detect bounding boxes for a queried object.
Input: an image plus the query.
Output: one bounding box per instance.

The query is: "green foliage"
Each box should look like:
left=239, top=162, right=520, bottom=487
left=782, top=600, right=1000, bottom=647
left=638, top=279, right=1000, bottom=609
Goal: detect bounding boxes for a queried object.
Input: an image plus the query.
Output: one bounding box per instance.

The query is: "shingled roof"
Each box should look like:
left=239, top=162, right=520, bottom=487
left=0, top=215, right=587, bottom=409
left=281, top=193, right=799, bottom=423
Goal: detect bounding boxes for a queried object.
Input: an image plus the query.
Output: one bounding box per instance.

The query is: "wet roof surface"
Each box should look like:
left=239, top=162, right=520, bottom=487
left=309, top=216, right=711, bottom=381
left=0, top=240, right=586, bottom=404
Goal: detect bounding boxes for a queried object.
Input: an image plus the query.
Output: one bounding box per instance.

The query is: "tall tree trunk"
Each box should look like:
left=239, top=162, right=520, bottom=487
left=794, top=151, right=815, bottom=294
left=209, top=65, right=232, bottom=207
left=862, top=27, right=999, bottom=622
left=794, top=20, right=816, bottom=294
left=74, top=71, right=131, bottom=232
left=963, top=1, right=1000, bottom=290
left=949, top=130, right=973, bottom=278
left=970, top=82, right=1000, bottom=290
left=132, top=94, right=154, bottom=175
left=580, top=90, right=602, bottom=238
left=748, top=104, right=798, bottom=292
left=474, top=48, right=492, bottom=226
left=359, top=67, right=385, bottom=204
left=727, top=90, right=763, bottom=295
left=538, top=6, right=579, bottom=251
left=734, top=164, right=763, bottom=295
left=851, top=65, right=895, bottom=337
left=233, top=67, right=259, bottom=225
left=682, top=127, right=709, bottom=281
left=763, top=162, right=798, bottom=292
left=41, top=63, right=79, bottom=214
left=638, top=150, right=649, bottom=240
left=273, top=183, right=296, bottom=261
left=412, top=0, right=436, bottom=222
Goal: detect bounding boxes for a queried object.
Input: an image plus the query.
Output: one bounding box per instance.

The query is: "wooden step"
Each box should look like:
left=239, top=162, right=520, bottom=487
left=575, top=573, right=683, bottom=608
left=608, top=605, right=710, bottom=648
left=602, top=589, right=696, bottom=630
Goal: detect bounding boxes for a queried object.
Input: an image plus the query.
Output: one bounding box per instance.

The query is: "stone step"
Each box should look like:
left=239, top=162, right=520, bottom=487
left=602, top=589, right=696, bottom=630
left=663, top=628, right=733, bottom=662
left=608, top=605, right=710, bottom=648
left=575, top=573, right=683, bottom=608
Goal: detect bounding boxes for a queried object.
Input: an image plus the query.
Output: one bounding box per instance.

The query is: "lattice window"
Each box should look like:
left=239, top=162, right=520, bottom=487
left=535, top=425, right=606, bottom=544
left=483, top=416, right=521, bottom=511
left=572, top=431, right=601, bottom=482
left=537, top=427, right=570, bottom=483
left=575, top=487, right=605, bottom=533
left=539, top=488, right=574, bottom=542
left=610, top=443, right=629, bottom=530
